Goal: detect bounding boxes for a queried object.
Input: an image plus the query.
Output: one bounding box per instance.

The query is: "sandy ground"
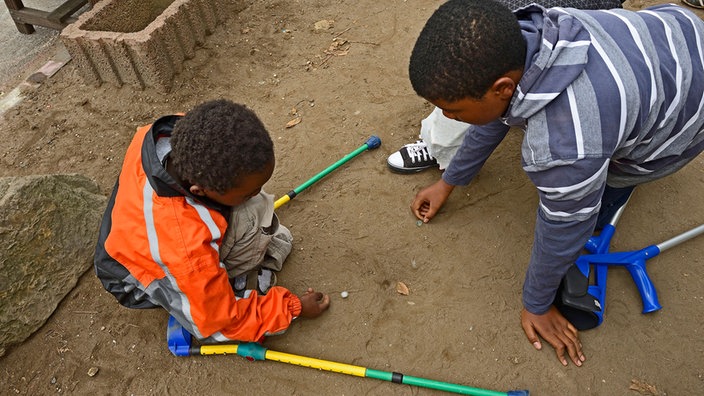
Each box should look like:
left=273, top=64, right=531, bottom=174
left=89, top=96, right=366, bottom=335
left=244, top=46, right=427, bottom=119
left=1, top=0, right=703, bottom=395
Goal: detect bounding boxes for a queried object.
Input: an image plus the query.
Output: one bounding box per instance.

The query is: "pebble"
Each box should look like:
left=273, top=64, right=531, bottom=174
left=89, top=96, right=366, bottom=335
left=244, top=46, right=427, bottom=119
left=340, top=291, right=349, bottom=298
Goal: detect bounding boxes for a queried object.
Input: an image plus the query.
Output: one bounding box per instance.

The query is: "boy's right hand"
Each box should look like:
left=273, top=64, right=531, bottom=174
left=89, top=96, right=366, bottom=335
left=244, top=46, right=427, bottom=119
left=411, top=179, right=455, bottom=223
left=298, top=288, right=330, bottom=318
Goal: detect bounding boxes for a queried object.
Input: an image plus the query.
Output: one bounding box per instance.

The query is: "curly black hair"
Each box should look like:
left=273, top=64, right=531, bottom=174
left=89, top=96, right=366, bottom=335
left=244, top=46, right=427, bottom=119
left=409, top=0, right=526, bottom=102
left=170, top=99, right=274, bottom=194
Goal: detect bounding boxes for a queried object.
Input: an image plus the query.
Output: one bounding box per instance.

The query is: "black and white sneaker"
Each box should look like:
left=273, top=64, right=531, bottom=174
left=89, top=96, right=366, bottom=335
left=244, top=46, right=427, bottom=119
left=387, top=140, right=438, bottom=173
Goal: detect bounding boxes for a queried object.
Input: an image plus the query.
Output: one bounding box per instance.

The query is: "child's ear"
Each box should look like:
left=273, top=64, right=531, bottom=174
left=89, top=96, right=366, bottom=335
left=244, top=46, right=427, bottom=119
left=189, top=185, right=207, bottom=196
left=492, top=76, right=517, bottom=100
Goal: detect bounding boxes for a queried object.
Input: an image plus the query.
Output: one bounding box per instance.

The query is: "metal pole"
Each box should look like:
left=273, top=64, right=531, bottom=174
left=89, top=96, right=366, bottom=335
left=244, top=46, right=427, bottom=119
left=656, top=224, right=704, bottom=252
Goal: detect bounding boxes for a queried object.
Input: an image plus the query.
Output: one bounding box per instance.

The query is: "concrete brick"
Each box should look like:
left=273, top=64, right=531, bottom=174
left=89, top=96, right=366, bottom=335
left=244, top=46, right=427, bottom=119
left=60, top=0, right=245, bottom=92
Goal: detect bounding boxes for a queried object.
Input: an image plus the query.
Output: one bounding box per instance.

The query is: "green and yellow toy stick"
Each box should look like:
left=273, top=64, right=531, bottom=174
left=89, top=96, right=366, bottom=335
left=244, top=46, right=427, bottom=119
left=274, top=135, right=381, bottom=210
left=167, top=317, right=528, bottom=396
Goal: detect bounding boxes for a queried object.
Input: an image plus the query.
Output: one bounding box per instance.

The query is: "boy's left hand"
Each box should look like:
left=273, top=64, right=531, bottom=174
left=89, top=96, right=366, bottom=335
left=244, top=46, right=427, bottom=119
left=520, top=306, right=585, bottom=367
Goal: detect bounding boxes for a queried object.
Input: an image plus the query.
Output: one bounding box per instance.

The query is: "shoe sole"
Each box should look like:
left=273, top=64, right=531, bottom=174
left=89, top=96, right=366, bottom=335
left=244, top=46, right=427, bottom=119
left=682, top=0, right=704, bottom=7
left=387, top=162, right=435, bottom=174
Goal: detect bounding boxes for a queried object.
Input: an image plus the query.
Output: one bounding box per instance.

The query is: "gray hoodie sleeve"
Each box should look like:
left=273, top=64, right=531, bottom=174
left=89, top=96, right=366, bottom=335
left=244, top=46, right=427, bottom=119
left=522, top=210, right=598, bottom=314
left=442, top=120, right=511, bottom=186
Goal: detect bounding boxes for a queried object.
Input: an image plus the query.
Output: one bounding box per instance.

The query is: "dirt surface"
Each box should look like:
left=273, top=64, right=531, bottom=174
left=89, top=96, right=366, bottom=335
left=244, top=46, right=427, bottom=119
left=1, top=0, right=703, bottom=395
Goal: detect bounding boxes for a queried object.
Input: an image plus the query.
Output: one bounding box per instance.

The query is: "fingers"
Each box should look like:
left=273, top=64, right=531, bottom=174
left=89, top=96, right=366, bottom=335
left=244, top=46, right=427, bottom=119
left=318, top=293, right=330, bottom=308
left=553, top=338, right=571, bottom=366
left=549, top=324, right=583, bottom=366
left=410, top=187, right=433, bottom=221
left=552, top=327, right=583, bottom=366
left=421, top=202, right=437, bottom=222
left=309, top=291, right=324, bottom=301
left=298, top=290, right=331, bottom=318
left=520, top=320, right=542, bottom=351
left=562, top=327, right=585, bottom=366
left=521, top=307, right=585, bottom=367
left=410, top=180, right=454, bottom=222
left=303, top=289, right=323, bottom=300
left=553, top=316, right=584, bottom=366
left=410, top=198, right=429, bottom=221
left=416, top=209, right=433, bottom=223
left=411, top=199, right=436, bottom=222
left=520, top=312, right=543, bottom=352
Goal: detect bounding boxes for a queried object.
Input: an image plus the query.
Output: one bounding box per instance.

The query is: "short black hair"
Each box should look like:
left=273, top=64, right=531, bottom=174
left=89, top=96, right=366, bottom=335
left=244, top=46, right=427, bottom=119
left=409, top=0, right=526, bottom=101
left=170, top=99, right=274, bottom=193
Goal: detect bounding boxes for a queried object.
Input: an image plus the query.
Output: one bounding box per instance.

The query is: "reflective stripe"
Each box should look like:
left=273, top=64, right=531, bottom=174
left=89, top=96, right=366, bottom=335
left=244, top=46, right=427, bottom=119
left=185, top=196, right=223, bottom=266
left=143, top=181, right=202, bottom=339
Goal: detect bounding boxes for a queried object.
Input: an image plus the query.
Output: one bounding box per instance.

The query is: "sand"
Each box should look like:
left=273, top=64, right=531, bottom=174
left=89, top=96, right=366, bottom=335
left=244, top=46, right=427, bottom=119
left=1, top=1, right=703, bottom=395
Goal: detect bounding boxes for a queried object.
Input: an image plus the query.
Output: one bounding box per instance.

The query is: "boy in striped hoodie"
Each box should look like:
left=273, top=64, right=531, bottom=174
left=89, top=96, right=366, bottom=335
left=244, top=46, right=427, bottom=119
left=407, top=0, right=704, bottom=366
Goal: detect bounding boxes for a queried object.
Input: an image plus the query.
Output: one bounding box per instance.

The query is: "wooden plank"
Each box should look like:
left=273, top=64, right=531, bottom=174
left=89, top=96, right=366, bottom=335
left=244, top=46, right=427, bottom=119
left=4, top=0, right=88, bottom=33
left=11, top=19, right=34, bottom=34
left=7, top=8, right=66, bottom=30
left=47, top=0, right=88, bottom=23
left=3, top=0, right=34, bottom=33
left=3, top=0, right=24, bottom=10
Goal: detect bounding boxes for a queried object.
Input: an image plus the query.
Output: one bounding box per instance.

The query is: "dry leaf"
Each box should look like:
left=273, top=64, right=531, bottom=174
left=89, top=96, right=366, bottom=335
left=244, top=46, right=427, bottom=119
left=289, top=107, right=297, bottom=115
left=325, top=39, right=350, bottom=56
left=629, top=379, right=658, bottom=395
left=395, top=281, right=409, bottom=295
left=285, top=117, right=302, bottom=128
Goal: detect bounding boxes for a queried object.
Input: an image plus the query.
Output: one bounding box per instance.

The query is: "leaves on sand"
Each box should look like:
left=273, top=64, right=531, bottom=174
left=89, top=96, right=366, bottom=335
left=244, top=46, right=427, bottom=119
left=629, top=379, right=659, bottom=395
left=286, top=117, right=302, bottom=128
left=395, top=281, right=409, bottom=296
left=325, top=38, right=350, bottom=56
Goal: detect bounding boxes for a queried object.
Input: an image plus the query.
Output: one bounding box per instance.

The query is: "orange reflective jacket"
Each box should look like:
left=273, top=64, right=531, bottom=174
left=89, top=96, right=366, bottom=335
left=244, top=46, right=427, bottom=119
left=94, top=115, right=301, bottom=342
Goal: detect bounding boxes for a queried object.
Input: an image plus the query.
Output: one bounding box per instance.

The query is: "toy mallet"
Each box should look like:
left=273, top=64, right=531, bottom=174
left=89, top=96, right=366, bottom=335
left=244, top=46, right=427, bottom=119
left=274, top=135, right=381, bottom=209
left=167, top=317, right=528, bottom=396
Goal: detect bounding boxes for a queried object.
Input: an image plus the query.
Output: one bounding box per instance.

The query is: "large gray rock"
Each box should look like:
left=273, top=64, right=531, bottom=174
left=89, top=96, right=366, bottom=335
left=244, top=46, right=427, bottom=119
left=0, top=174, right=107, bottom=357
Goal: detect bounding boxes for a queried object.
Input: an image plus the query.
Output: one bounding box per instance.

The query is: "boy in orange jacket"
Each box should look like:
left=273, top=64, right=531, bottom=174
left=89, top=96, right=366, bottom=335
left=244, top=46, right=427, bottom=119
left=94, top=99, right=329, bottom=342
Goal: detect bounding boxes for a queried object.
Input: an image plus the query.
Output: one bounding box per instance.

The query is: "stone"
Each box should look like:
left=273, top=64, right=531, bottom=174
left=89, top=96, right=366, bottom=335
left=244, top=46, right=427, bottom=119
left=0, top=174, right=107, bottom=357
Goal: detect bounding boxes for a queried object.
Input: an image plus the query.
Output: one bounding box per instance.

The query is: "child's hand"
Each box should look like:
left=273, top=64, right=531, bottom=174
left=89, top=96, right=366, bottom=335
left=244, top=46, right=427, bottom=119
left=298, top=288, right=330, bottom=318
left=521, top=306, right=585, bottom=367
left=411, top=179, right=455, bottom=222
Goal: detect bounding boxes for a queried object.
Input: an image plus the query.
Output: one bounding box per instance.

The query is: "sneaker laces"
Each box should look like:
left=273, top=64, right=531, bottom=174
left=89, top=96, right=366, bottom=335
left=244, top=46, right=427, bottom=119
left=405, top=141, right=434, bottom=164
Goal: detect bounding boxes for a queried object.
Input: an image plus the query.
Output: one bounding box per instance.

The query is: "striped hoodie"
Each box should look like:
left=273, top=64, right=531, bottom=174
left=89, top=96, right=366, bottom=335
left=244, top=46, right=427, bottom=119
left=94, top=115, right=302, bottom=342
left=442, top=4, right=704, bottom=314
